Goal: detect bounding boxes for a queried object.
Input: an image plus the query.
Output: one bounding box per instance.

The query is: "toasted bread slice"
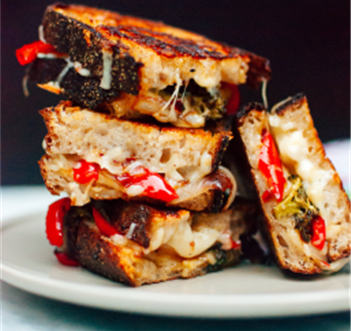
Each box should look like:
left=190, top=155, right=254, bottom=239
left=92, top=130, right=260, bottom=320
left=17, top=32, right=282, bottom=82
left=235, top=94, right=350, bottom=274
left=60, top=198, right=257, bottom=286
left=26, top=3, right=270, bottom=127
left=41, top=101, right=231, bottom=181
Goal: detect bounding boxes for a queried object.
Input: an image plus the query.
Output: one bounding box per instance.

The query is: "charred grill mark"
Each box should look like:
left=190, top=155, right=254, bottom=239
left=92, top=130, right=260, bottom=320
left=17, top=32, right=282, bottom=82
left=42, top=5, right=270, bottom=83
left=212, top=135, right=230, bottom=171
left=274, top=93, right=306, bottom=115
left=246, top=54, right=271, bottom=88
left=61, top=69, right=121, bottom=108
left=93, top=200, right=151, bottom=248
left=42, top=9, right=142, bottom=97
left=210, top=190, right=228, bottom=213
left=236, top=102, right=266, bottom=121
left=111, top=26, right=226, bottom=59
left=27, top=58, right=67, bottom=83
left=92, top=200, right=180, bottom=248
left=75, top=222, right=137, bottom=286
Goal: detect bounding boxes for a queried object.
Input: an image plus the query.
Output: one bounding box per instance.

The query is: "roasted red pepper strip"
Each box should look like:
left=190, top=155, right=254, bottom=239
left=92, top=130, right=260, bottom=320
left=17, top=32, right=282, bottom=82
left=73, top=160, right=100, bottom=184
left=258, top=129, right=286, bottom=202
left=231, top=238, right=241, bottom=250
left=261, top=189, right=272, bottom=202
left=46, top=198, right=71, bottom=247
left=16, top=40, right=58, bottom=65
left=54, top=249, right=80, bottom=266
left=311, top=216, right=326, bottom=250
left=222, top=83, right=240, bottom=115
left=117, top=168, right=178, bottom=203
left=92, top=207, right=120, bottom=237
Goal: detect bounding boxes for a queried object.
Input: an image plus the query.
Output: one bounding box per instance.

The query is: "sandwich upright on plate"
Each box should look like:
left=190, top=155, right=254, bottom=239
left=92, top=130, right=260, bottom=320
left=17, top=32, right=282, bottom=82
left=233, top=93, right=350, bottom=274
left=16, top=3, right=272, bottom=285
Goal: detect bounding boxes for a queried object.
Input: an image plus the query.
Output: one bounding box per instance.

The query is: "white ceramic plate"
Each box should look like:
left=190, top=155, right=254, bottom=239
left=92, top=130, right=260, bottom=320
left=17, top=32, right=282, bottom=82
left=1, top=140, right=350, bottom=318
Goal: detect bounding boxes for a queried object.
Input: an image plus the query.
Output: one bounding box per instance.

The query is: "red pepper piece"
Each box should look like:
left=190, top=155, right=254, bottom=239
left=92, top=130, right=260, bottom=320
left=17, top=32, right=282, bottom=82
left=73, top=160, right=100, bottom=184
left=54, top=250, right=80, bottom=267
left=16, top=40, right=57, bottom=65
left=92, top=207, right=120, bottom=237
left=258, top=129, right=286, bottom=202
left=319, top=260, right=331, bottom=268
left=222, top=83, right=240, bottom=115
left=46, top=198, right=71, bottom=247
left=262, top=189, right=272, bottom=202
left=117, top=169, right=178, bottom=203
left=311, top=216, right=326, bottom=250
left=231, top=238, right=241, bottom=250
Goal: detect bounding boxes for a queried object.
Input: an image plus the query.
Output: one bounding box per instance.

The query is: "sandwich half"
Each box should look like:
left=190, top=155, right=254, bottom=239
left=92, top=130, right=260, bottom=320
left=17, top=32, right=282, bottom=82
left=19, top=3, right=271, bottom=128
left=39, top=101, right=236, bottom=212
left=234, top=94, right=350, bottom=274
left=48, top=197, right=259, bottom=286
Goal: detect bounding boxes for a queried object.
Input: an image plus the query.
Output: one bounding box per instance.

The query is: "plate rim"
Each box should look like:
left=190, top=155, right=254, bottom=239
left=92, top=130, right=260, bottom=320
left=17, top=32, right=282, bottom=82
left=1, top=212, right=350, bottom=318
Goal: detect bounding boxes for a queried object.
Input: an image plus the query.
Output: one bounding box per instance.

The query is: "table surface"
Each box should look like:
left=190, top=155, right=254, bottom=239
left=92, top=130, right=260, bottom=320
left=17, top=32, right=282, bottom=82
left=1, top=280, right=350, bottom=331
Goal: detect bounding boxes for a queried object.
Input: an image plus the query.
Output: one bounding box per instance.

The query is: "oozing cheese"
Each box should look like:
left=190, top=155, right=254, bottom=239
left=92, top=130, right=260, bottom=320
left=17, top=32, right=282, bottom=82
left=100, top=48, right=113, bottom=90
left=108, top=211, right=234, bottom=259
left=46, top=154, right=235, bottom=207
left=269, top=115, right=333, bottom=226
left=165, top=221, right=220, bottom=258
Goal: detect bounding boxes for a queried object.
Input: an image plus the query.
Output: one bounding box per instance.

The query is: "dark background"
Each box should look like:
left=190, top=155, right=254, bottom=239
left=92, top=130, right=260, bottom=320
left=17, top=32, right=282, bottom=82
left=2, top=0, right=350, bottom=185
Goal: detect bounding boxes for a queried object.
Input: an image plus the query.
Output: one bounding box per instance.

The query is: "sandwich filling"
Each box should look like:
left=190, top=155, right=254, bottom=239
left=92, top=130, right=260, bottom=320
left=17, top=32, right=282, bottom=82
left=256, top=101, right=348, bottom=272
left=27, top=50, right=240, bottom=127
left=41, top=153, right=236, bottom=208
left=48, top=199, right=245, bottom=285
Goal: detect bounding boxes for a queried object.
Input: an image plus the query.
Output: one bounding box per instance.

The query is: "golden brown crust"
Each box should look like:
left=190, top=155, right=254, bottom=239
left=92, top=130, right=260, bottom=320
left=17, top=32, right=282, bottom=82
left=43, top=3, right=270, bottom=80
left=27, top=4, right=271, bottom=111
left=61, top=201, right=246, bottom=286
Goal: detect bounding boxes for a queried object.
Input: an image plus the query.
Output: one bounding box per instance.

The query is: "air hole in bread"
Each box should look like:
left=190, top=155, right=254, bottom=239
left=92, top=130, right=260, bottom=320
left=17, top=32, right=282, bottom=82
left=179, top=136, right=186, bottom=148
left=308, top=147, right=313, bottom=153
left=324, top=203, right=329, bottom=209
left=277, top=234, right=289, bottom=248
left=177, top=166, right=196, bottom=180
left=130, top=148, right=137, bottom=158
left=160, top=148, right=171, bottom=163
left=95, top=126, right=108, bottom=136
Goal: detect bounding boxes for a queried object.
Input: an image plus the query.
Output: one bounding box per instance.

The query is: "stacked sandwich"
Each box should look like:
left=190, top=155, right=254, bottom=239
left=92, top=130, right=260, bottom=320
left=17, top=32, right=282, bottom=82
left=17, top=4, right=272, bottom=286
left=18, top=4, right=350, bottom=285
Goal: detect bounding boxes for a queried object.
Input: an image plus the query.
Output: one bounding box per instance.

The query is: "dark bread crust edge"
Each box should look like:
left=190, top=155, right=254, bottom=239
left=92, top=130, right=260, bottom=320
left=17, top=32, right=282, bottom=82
left=273, top=92, right=305, bottom=115
left=40, top=7, right=143, bottom=109
left=62, top=204, right=243, bottom=286
left=63, top=213, right=137, bottom=286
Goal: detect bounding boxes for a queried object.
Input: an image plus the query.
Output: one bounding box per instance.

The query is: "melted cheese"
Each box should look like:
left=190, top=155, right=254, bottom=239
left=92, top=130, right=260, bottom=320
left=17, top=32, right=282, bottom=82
left=166, top=222, right=220, bottom=258
left=89, top=206, right=236, bottom=260
left=100, top=48, right=113, bottom=90
left=261, top=79, right=268, bottom=109
left=148, top=213, right=232, bottom=258
left=269, top=115, right=333, bottom=225
left=38, top=25, right=46, bottom=43
left=73, top=62, right=91, bottom=77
